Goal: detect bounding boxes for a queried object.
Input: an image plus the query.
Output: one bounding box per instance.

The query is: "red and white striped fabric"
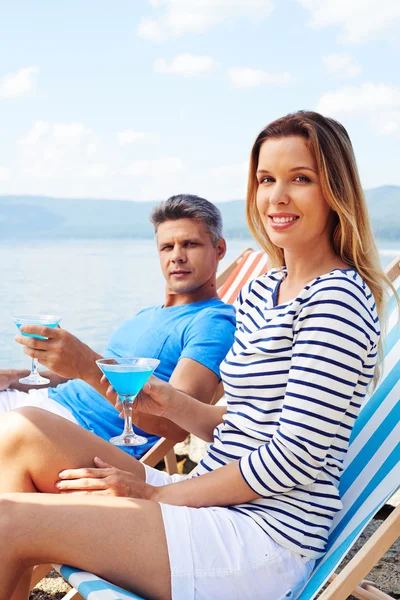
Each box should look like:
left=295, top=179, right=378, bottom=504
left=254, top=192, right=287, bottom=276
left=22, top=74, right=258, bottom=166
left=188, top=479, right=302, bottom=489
left=218, top=250, right=269, bottom=305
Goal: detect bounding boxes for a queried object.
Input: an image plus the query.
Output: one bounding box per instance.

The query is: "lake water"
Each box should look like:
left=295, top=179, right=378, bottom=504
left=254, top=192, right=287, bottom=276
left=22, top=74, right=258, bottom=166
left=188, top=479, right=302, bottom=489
left=1, top=238, right=399, bottom=370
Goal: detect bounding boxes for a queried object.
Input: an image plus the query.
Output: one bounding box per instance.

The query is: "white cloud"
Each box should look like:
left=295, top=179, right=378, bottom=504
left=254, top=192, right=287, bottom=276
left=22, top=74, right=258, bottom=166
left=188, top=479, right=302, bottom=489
left=0, top=166, right=12, bottom=181
left=322, top=54, right=362, bottom=78
left=228, top=67, right=294, bottom=88
left=0, top=67, right=39, bottom=99
left=16, top=120, right=102, bottom=180
left=155, top=54, right=216, bottom=77
left=317, top=83, right=400, bottom=137
left=86, top=164, right=107, bottom=178
left=122, top=157, right=184, bottom=177
left=298, top=0, right=400, bottom=43
left=18, top=120, right=50, bottom=145
left=317, top=83, right=400, bottom=114
left=118, top=131, right=160, bottom=145
left=138, top=0, right=275, bottom=41
left=52, top=123, right=90, bottom=140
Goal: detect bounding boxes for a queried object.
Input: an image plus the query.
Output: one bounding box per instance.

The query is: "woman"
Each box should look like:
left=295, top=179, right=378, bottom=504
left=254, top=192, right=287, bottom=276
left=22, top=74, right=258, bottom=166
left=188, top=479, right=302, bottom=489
left=0, top=111, right=391, bottom=600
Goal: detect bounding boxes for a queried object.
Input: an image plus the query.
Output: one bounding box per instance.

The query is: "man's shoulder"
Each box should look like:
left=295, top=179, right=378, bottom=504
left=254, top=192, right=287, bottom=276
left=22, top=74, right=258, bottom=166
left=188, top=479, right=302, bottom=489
left=127, top=305, right=161, bottom=320
left=187, top=298, right=236, bottom=322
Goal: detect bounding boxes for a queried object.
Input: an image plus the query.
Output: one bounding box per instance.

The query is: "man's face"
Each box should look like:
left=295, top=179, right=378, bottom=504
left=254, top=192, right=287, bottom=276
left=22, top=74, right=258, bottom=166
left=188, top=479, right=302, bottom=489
left=156, top=218, right=226, bottom=294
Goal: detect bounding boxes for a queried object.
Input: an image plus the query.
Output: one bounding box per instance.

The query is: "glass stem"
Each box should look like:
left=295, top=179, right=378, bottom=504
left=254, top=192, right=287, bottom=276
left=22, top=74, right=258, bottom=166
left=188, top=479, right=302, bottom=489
left=32, top=358, right=40, bottom=376
left=122, top=395, right=136, bottom=435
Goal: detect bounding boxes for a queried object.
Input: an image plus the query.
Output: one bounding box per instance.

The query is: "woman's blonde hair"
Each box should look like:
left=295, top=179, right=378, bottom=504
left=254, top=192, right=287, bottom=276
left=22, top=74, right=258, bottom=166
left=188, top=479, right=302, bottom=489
left=246, top=110, right=396, bottom=386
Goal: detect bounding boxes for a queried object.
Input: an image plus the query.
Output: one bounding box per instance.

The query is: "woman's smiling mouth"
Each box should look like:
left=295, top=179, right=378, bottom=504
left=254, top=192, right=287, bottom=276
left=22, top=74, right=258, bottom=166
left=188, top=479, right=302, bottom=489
left=269, top=213, right=300, bottom=230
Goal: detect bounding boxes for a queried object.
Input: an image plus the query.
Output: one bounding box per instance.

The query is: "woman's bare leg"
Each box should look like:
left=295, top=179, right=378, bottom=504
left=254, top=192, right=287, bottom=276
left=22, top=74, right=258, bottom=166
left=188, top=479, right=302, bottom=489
left=0, top=407, right=151, bottom=599
left=0, top=492, right=171, bottom=600
left=0, top=407, right=146, bottom=494
left=10, top=569, right=33, bottom=600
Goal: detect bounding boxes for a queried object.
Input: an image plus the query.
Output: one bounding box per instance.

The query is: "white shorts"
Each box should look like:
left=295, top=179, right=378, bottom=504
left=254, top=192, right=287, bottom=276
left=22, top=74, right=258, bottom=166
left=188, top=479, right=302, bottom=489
left=145, top=465, right=315, bottom=600
left=0, top=388, right=78, bottom=423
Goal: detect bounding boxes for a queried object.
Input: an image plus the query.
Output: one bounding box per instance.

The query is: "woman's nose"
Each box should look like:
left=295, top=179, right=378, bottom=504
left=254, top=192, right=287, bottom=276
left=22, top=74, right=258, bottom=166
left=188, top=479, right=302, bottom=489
left=269, top=184, right=290, bottom=206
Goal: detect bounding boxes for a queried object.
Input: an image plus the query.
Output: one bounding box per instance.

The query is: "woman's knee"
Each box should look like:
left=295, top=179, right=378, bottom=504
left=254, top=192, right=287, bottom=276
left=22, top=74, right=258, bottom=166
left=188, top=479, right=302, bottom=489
left=0, top=407, right=45, bottom=456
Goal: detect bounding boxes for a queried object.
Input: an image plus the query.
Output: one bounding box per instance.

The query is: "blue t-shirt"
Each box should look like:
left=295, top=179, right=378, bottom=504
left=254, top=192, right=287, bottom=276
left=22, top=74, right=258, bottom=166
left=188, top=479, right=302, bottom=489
left=49, top=298, right=235, bottom=457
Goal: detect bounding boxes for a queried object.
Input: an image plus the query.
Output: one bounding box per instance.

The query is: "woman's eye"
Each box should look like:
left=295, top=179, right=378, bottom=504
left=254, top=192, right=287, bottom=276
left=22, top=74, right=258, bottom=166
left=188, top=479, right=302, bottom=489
left=295, top=175, right=311, bottom=182
left=259, top=176, right=274, bottom=184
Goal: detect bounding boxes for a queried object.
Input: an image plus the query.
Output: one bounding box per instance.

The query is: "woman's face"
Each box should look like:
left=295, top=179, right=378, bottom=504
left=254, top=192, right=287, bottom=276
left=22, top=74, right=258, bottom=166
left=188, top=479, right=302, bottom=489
left=255, top=136, right=334, bottom=253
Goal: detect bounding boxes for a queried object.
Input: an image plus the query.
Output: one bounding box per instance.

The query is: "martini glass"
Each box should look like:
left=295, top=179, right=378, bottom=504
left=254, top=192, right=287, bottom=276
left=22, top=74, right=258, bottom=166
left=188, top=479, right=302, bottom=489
left=96, top=357, right=160, bottom=446
left=12, top=314, right=62, bottom=385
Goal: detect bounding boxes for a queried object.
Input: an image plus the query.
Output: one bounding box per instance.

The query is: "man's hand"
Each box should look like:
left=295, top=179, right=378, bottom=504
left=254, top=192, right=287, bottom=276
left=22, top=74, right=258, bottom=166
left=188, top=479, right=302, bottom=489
left=0, top=370, right=15, bottom=392
left=55, top=457, right=157, bottom=499
left=15, top=326, right=99, bottom=381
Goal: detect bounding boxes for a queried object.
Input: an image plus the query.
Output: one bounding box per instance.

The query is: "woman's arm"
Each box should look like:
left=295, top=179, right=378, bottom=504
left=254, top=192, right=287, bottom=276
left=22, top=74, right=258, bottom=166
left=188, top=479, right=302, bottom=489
left=134, top=377, right=226, bottom=441
left=151, top=460, right=260, bottom=506
left=145, top=280, right=379, bottom=508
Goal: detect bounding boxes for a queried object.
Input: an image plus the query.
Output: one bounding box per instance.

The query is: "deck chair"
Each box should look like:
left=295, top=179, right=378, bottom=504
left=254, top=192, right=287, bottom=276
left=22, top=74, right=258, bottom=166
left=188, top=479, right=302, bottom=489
left=36, top=256, right=400, bottom=600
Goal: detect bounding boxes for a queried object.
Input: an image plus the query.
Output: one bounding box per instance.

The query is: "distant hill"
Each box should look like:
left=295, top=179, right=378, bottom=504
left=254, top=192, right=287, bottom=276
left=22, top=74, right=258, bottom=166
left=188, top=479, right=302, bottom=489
left=0, top=185, right=399, bottom=240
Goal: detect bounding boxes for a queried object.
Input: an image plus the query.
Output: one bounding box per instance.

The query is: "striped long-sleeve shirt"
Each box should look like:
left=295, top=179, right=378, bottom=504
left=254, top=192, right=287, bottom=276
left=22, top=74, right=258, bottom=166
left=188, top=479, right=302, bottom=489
left=193, top=267, right=380, bottom=559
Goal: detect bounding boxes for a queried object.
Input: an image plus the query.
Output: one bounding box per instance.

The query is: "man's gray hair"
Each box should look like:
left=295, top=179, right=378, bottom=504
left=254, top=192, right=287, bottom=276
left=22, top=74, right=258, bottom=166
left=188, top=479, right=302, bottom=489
left=150, top=194, right=223, bottom=245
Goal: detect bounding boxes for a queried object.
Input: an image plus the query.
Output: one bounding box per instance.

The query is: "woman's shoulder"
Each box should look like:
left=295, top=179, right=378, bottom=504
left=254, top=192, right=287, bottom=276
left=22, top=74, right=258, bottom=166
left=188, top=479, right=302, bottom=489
left=236, top=267, right=284, bottom=304
left=307, top=268, right=373, bottom=301
left=302, top=268, right=379, bottom=329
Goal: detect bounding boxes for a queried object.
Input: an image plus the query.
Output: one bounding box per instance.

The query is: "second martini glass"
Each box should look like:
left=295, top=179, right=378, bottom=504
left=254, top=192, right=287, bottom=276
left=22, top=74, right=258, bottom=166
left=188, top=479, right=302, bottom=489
left=12, top=314, right=62, bottom=385
left=96, top=357, right=160, bottom=446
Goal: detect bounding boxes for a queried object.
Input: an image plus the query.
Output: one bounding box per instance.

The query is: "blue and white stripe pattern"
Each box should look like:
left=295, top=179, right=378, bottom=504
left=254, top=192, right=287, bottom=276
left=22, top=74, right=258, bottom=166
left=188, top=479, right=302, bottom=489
left=194, top=267, right=380, bottom=559
left=56, top=565, right=143, bottom=599
left=297, top=271, right=400, bottom=599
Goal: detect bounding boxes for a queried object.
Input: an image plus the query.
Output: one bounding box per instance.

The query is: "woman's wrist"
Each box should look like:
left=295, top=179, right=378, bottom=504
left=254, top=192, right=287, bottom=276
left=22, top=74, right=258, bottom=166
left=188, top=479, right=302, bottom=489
left=163, top=386, right=191, bottom=423
left=145, top=483, right=166, bottom=503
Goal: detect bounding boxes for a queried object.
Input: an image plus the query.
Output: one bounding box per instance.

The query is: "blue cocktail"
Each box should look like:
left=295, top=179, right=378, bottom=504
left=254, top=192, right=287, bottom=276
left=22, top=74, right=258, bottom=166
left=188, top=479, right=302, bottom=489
left=96, top=357, right=160, bottom=446
left=12, top=314, right=62, bottom=385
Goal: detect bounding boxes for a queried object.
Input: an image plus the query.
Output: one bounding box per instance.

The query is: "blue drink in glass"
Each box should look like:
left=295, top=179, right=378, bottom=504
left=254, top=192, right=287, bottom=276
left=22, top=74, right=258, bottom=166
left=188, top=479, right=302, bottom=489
left=12, top=314, right=61, bottom=385
left=96, top=357, right=160, bottom=446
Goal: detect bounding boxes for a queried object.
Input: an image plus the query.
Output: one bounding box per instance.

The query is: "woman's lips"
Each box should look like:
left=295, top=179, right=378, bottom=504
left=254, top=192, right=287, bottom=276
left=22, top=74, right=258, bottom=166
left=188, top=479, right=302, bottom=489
left=269, top=215, right=299, bottom=230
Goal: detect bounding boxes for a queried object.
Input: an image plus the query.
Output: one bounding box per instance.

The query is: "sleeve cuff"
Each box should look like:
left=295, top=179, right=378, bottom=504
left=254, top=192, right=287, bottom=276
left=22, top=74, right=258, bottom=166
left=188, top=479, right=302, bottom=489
left=239, top=451, right=275, bottom=497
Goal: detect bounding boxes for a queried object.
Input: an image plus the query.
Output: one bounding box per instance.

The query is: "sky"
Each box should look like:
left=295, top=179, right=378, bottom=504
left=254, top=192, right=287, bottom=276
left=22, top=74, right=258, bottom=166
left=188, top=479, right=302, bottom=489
left=0, top=0, right=399, bottom=203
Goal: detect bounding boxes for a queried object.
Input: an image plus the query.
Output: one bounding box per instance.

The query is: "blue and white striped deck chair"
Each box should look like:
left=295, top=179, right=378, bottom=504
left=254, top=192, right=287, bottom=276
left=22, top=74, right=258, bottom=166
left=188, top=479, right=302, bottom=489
left=297, top=257, right=400, bottom=599
left=46, top=258, right=400, bottom=600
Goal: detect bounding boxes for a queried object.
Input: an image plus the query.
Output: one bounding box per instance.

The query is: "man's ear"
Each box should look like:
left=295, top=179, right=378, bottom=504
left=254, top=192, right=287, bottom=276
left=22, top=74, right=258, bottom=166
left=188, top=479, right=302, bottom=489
left=216, top=238, right=227, bottom=260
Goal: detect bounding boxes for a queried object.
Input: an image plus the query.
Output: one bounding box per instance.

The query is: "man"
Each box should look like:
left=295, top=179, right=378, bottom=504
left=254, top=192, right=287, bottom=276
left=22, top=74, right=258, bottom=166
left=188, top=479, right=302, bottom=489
left=0, top=194, right=236, bottom=456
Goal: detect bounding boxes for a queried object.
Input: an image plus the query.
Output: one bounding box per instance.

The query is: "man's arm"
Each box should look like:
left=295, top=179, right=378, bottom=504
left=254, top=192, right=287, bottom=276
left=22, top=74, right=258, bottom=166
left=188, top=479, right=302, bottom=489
left=128, top=357, right=223, bottom=441
left=14, top=326, right=111, bottom=398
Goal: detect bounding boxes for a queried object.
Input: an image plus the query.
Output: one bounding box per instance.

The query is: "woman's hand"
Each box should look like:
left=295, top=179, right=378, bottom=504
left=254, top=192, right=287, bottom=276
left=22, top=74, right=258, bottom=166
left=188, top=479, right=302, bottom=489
left=104, top=375, right=176, bottom=419
left=55, top=457, right=157, bottom=500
